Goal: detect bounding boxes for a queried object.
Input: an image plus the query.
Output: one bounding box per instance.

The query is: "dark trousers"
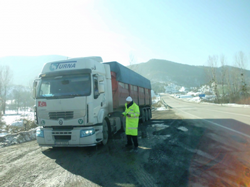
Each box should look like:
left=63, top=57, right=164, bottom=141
left=127, top=135, right=138, bottom=148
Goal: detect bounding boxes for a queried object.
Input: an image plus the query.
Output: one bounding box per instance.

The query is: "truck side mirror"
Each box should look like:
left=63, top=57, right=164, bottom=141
left=98, top=82, right=105, bottom=93
left=33, top=80, right=38, bottom=99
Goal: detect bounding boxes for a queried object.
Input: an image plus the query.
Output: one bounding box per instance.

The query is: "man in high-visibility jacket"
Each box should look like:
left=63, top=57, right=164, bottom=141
left=122, top=96, right=140, bottom=151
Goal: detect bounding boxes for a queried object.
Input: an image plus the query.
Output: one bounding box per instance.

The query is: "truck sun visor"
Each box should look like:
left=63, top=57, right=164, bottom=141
left=39, top=69, right=92, bottom=78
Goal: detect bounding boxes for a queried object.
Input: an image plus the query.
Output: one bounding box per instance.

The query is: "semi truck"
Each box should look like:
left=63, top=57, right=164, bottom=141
left=33, top=56, right=151, bottom=147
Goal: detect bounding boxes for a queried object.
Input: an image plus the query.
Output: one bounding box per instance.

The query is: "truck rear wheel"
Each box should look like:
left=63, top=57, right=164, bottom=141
left=147, top=109, right=151, bottom=121
left=149, top=109, right=152, bottom=119
left=101, top=119, right=110, bottom=145
left=141, top=109, right=145, bottom=123
left=144, top=109, right=148, bottom=121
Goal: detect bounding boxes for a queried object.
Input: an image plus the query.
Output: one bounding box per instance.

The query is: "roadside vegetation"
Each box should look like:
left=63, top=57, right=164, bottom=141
left=206, top=51, right=249, bottom=104
left=5, top=119, right=37, bottom=133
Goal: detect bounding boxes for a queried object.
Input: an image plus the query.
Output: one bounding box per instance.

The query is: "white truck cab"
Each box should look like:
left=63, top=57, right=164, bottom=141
left=33, top=56, right=121, bottom=147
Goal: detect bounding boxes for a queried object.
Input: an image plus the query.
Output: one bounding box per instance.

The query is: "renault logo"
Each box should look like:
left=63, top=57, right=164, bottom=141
left=58, top=119, right=64, bottom=125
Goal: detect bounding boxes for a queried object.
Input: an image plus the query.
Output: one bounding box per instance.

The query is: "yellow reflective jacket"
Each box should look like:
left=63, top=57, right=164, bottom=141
left=122, top=102, right=140, bottom=136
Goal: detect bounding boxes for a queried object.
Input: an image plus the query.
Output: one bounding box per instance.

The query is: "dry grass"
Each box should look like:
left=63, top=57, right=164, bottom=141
left=237, top=97, right=250, bottom=105
left=5, top=119, right=37, bottom=133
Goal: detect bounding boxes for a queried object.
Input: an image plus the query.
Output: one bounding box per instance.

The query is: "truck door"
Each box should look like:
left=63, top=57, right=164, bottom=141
left=92, top=75, right=105, bottom=124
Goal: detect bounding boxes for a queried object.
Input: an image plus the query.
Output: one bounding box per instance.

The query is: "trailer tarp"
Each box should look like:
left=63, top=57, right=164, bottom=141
left=104, top=61, right=151, bottom=89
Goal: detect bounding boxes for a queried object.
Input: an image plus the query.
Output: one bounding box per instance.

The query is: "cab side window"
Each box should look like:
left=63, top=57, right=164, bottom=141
left=93, top=75, right=99, bottom=99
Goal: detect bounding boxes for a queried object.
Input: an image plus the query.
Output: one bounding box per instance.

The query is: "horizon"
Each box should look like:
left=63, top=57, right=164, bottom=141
left=1, top=55, right=249, bottom=70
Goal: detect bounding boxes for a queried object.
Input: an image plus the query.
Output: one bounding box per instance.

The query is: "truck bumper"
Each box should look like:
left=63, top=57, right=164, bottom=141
left=36, top=126, right=103, bottom=147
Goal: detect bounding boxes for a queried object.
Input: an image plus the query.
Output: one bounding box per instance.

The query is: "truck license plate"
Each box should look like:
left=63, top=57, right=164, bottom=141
left=55, top=141, right=69, bottom=145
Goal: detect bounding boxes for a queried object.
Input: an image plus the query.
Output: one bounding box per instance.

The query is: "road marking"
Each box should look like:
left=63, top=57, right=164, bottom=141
left=174, top=107, right=250, bottom=139
left=206, top=109, right=250, bottom=118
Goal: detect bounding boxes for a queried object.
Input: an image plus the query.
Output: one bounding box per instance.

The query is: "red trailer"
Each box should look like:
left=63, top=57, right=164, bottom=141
left=105, top=62, right=152, bottom=122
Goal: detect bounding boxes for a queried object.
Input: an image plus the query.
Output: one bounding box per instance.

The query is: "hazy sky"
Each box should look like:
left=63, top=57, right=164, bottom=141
left=0, top=0, right=249, bottom=66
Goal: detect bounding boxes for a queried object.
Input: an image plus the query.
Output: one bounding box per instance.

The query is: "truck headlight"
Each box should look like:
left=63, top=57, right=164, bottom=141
left=80, top=129, right=95, bottom=138
left=36, top=129, right=44, bottom=138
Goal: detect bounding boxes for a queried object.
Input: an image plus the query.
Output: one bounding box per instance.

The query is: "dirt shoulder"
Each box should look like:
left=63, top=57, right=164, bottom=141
left=0, top=109, right=206, bottom=187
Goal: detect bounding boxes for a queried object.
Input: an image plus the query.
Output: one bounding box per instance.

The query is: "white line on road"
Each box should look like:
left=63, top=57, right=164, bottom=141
left=174, top=107, right=250, bottom=139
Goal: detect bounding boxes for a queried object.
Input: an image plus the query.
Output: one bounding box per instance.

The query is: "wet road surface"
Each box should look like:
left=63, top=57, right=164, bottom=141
left=161, top=94, right=250, bottom=186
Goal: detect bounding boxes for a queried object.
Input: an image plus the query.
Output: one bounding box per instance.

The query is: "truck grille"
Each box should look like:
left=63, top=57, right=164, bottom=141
left=49, top=111, right=74, bottom=120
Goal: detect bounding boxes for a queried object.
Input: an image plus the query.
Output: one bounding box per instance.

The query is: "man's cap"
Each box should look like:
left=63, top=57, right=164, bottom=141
left=126, top=96, right=133, bottom=102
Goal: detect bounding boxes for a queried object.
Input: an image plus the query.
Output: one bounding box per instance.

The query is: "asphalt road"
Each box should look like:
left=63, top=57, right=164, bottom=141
left=162, top=94, right=250, bottom=138
left=161, top=94, right=250, bottom=186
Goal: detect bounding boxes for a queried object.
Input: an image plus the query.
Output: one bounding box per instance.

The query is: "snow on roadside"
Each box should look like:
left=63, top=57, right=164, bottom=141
left=222, top=103, right=250, bottom=108
left=170, top=94, right=250, bottom=108
left=202, top=102, right=250, bottom=108
left=0, top=128, right=37, bottom=148
left=2, top=110, right=34, bottom=126
left=186, top=97, right=201, bottom=103
left=152, top=96, right=160, bottom=104
left=2, top=115, right=22, bottom=126
left=157, top=107, right=168, bottom=111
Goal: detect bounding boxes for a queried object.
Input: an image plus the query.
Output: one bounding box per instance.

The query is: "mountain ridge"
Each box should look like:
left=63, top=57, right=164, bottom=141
left=128, top=59, right=250, bottom=87
left=1, top=55, right=249, bottom=87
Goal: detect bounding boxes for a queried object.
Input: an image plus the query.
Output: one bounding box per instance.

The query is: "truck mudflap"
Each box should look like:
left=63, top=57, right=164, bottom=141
left=36, top=126, right=103, bottom=147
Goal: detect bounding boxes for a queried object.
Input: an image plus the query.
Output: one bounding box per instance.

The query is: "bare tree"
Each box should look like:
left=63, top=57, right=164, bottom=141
left=235, top=51, right=247, bottom=70
left=206, top=51, right=249, bottom=104
left=219, top=54, right=228, bottom=102
left=129, top=52, right=137, bottom=65
left=206, top=55, right=219, bottom=102
left=0, top=66, right=12, bottom=114
left=234, top=51, right=248, bottom=99
left=0, top=68, right=2, bottom=114
left=12, top=88, right=22, bottom=114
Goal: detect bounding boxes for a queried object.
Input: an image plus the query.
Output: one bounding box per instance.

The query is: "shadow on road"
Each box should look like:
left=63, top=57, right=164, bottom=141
left=41, top=114, right=250, bottom=187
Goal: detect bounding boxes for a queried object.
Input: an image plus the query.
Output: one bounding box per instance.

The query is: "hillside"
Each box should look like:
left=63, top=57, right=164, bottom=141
left=1, top=56, right=249, bottom=88
left=128, top=59, right=250, bottom=87
left=0, top=55, right=67, bottom=86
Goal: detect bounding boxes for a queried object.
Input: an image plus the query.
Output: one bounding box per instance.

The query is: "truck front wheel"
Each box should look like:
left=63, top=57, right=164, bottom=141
left=101, top=119, right=110, bottom=145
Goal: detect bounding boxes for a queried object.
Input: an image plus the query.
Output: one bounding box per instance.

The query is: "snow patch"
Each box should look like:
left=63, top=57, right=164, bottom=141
left=177, top=126, right=188, bottom=132
left=186, top=97, right=201, bottom=103
left=2, top=110, right=34, bottom=126
left=153, top=124, right=169, bottom=131
left=156, top=107, right=168, bottom=111
left=171, top=94, right=250, bottom=108
left=0, top=128, right=37, bottom=148
left=180, top=95, right=193, bottom=98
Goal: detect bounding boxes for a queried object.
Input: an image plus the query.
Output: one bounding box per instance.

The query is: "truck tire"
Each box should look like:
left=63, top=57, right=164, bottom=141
left=146, top=109, right=150, bottom=121
left=149, top=109, right=152, bottom=119
left=121, top=116, right=126, bottom=132
left=141, top=109, right=145, bottom=123
left=148, top=109, right=151, bottom=119
left=101, top=119, right=110, bottom=145
left=145, top=109, right=149, bottom=121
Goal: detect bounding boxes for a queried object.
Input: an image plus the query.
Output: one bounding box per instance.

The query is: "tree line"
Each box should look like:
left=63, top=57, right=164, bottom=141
left=0, top=66, right=34, bottom=114
left=206, top=51, right=249, bottom=104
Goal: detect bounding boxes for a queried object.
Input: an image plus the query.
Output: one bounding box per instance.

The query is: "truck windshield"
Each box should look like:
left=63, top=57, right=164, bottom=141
left=37, top=74, right=91, bottom=98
